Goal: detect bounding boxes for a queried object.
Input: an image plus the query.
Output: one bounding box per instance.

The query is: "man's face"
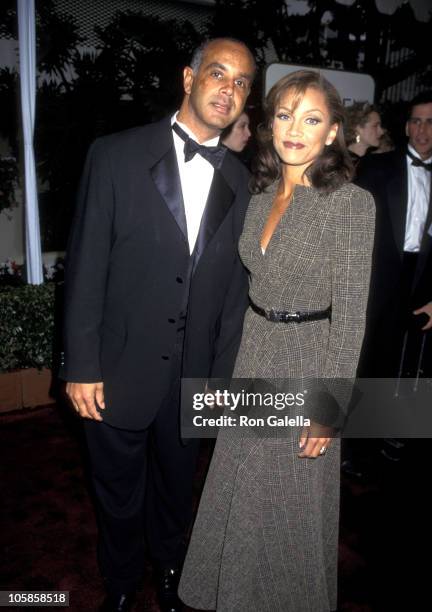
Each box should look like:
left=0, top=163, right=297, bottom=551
left=406, top=103, right=432, bottom=160
left=182, top=41, right=255, bottom=141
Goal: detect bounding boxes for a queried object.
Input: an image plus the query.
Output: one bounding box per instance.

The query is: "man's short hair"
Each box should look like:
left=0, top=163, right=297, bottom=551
left=189, top=38, right=255, bottom=76
left=408, top=90, right=432, bottom=117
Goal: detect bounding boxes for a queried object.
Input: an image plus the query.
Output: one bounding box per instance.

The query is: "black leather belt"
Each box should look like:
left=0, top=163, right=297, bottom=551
left=250, top=300, right=331, bottom=323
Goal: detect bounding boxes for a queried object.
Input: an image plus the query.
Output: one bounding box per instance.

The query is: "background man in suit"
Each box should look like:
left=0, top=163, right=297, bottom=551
left=353, top=91, right=432, bottom=610
left=60, top=38, right=255, bottom=612
left=356, top=91, right=432, bottom=381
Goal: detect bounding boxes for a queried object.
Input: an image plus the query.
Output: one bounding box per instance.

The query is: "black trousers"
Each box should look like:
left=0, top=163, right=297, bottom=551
left=345, top=253, right=431, bottom=464
left=359, top=252, right=431, bottom=378
left=84, top=330, right=200, bottom=595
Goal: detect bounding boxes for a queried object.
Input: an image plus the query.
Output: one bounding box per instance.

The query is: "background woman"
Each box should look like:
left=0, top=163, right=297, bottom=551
left=221, top=111, right=252, bottom=153
left=345, top=102, right=384, bottom=163
left=179, top=71, right=375, bottom=612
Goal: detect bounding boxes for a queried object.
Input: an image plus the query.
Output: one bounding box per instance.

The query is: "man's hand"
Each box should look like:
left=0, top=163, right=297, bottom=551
left=204, top=382, right=226, bottom=410
left=413, top=302, right=432, bottom=330
left=66, top=382, right=105, bottom=421
left=298, top=422, right=335, bottom=458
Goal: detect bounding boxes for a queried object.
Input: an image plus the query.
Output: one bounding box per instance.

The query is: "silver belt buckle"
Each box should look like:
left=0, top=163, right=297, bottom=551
left=268, top=308, right=278, bottom=322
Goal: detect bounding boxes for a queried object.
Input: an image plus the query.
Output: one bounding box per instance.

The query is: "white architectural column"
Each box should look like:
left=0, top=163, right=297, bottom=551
left=17, top=0, right=43, bottom=284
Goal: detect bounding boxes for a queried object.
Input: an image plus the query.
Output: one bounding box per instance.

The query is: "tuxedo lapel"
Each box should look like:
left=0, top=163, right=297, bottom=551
left=386, top=156, right=408, bottom=260
left=149, top=134, right=188, bottom=244
left=192, top=167, right=235, bottom=274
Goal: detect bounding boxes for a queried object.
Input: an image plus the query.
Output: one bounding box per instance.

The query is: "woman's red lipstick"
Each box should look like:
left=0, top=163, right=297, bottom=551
left=284, top=141, right=305, bottom=149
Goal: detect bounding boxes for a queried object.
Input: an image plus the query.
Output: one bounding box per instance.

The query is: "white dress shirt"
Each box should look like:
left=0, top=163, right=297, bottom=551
left=171, top=112, right=219, bottom=254
left=404, top=144, right=432, bottom=252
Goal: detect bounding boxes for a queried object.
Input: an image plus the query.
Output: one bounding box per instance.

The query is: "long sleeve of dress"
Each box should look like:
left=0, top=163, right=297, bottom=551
left=324, top=185, right=375, bottom=379
left=308, top=185, right=375, bottom=427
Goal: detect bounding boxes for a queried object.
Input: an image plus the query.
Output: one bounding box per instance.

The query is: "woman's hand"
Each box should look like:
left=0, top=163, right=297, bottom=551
left=298, top=422, right=335, bottom=458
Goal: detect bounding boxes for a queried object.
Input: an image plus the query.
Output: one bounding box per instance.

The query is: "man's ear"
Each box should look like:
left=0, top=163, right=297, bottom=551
left=405, top=121, right=410, bottom=138
left=183, top=67, right=194, bottom=95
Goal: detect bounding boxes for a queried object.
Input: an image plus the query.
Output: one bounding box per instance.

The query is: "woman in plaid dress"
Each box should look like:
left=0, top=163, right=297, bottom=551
left=179, top=70, right=375, bottom=612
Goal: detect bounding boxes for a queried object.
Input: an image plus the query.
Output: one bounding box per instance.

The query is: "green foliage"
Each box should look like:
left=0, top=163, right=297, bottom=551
left=0, top=0, right=16, bottom=38
left=36, top=0, right=83, bottom=86
left=0, top=68, right=19, bottom=153
left=94, top=11, right=201, bottom=119
left=9, top=0, right=429, bottom=253
left=211, top=0, right=432, bottom=92
left=210, top=0, right=321, bottom=65
left=0, top=157, right=18, bottom=215
left=32, top=8, right=201, bottom=251
left=0, top=284, right=55, bottom=372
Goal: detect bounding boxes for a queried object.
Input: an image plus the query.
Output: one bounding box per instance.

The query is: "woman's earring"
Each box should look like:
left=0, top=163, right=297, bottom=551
left=355, top=133, right=361, bottom=144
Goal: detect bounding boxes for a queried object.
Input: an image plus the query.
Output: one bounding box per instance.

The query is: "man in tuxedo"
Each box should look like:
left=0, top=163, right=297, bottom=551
left=356, top=91, right=432, bottom=381
left=60, top=38, right=255, bottom=612
left=353, top=91, right=432, bottom=610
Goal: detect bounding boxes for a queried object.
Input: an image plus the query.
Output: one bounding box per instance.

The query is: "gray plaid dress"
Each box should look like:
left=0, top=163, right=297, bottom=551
left=179, top=181, right=375, bottom=611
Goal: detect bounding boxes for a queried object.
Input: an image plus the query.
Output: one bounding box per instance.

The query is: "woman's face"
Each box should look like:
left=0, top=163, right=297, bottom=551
left=223, top=112, right=251, bottom=152
left=272, top=87, right=338, bottom=173
left=357, top=111, right=384, bottom=148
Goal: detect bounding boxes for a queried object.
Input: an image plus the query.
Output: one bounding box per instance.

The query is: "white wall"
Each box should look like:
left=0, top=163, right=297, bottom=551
left=0, top=203, right=24, bottom=264
left=0, top=39, right=23, bottom=264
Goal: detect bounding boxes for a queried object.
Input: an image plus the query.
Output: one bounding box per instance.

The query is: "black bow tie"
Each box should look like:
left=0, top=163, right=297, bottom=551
left=172, top=123, right=226, bottom=170
left=407, top=149, right=432, bottom=171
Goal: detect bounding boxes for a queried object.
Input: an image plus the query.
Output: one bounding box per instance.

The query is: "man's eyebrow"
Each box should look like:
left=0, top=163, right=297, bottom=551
left=205, top=61, right=227, bottom=72
left=204, top=62, right=253, bottom=81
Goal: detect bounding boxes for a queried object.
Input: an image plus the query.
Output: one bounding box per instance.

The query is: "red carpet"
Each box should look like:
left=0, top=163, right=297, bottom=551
left=2, top=402, right=426, bottom=611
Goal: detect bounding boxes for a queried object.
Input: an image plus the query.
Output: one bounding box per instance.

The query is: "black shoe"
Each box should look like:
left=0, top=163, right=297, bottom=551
left=341, top=459, right=363, bottom=480
left=380, top=438, right=405, bottom=463
left=99, top=592, right=135, bottom=612
left=156, top=567, right=184, bottom=612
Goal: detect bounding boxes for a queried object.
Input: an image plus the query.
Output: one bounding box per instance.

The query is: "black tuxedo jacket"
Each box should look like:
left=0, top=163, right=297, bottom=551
left=356, top=149, right=432, bottom=322
left=60, top=117, right=250, bottom=430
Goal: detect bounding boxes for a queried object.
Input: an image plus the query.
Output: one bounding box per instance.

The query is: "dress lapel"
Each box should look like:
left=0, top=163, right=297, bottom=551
left=192, top=165, right=235, bottom=274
